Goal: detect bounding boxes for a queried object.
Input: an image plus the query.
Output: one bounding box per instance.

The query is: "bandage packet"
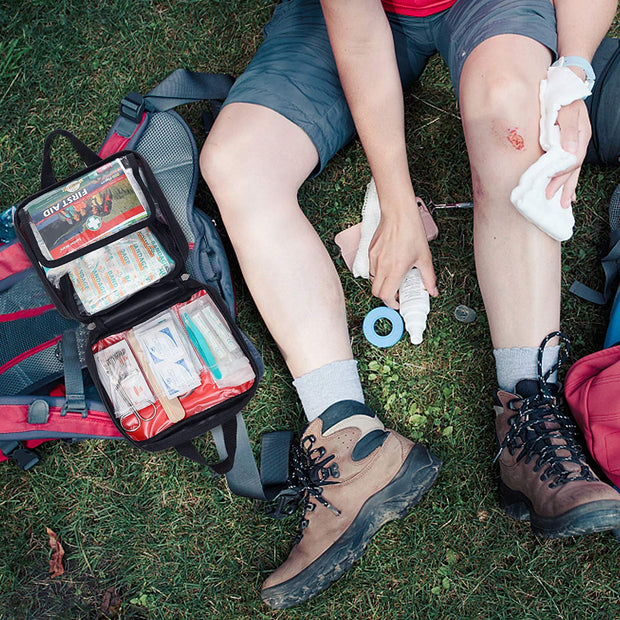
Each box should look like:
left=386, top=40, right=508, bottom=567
left=46, top=228, right=174, bottom=315
left=132, top=310, right=201, bottom=399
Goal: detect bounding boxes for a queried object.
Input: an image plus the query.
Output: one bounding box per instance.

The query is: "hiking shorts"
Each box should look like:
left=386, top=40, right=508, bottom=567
left=224, top=0, right=558, bottom=174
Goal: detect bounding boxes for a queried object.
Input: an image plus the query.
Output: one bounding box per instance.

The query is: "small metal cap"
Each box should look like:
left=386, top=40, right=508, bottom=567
left=454, top=305, right=477, bottom=323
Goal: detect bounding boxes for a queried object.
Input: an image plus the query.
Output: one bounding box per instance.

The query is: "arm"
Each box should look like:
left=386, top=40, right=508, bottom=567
left=320, top=0, right=438, bottom=308
left=546, top=0, right=617, bottom=206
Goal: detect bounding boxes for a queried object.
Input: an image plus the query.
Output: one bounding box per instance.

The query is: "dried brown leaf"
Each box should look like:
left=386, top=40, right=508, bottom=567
left=45, top=527, right=65, bottom=578
left=100, top=586, right=122, bottom=618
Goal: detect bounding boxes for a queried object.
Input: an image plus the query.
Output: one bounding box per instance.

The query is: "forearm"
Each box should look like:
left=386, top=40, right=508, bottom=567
left=555, top=0, right=617, bottom=62
left=320, top=0, right=416, bottom=212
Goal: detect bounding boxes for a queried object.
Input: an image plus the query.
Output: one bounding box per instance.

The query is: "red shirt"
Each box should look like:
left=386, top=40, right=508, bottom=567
left=381, top=0, right=457, bottom=16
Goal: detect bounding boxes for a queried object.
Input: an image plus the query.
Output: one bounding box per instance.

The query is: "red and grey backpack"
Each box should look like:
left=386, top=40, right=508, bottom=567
left=0, top=70, right=292, bottom=508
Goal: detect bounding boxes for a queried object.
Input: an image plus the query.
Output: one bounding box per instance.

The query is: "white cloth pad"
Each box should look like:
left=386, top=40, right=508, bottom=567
left=510, top=64, right=591, bottom=242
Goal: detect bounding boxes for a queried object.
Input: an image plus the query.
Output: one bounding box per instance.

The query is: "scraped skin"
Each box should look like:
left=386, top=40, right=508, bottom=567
left=507, top=128, right=525, bottom=151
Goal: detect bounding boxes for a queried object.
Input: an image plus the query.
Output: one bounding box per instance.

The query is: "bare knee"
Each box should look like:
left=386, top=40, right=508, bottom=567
left=462, top=71, right=541, bottom=146
left=199, top=132, right=242, bottom=205
left=200, top=105, right=318, bottom=221
left=462, top=68, right=547, bottom=207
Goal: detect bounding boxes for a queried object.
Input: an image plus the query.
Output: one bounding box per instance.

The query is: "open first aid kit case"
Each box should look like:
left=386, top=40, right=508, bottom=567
left=14, top=130, right=259, bottom=453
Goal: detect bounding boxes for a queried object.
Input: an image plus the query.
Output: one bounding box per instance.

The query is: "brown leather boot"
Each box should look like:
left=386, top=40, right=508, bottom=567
left=494, top=375, right=620, bottom=538
left=261, top=400, right=441, bottom=609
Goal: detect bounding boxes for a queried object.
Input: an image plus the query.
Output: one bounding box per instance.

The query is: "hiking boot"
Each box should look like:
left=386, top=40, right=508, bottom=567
left=261, top=400, right=441, bottom=609
left=494, top=332, right=620, bottom=538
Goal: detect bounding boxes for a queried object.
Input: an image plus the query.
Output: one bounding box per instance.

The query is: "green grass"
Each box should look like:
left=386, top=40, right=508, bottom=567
left=1, top=1, right=620, bottom=618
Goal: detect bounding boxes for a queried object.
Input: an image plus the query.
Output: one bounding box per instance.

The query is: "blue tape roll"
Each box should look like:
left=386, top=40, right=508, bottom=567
left=362, top=306, right=404, bottom=348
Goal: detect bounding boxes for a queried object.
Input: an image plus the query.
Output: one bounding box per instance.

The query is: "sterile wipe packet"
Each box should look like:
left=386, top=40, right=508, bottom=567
left=132, top=310, right=201, bottom=399
left=179, top=296, right=255, bottom=388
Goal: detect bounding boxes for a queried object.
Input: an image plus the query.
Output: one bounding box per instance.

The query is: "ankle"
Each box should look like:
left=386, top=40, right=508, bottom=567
left=293, top=360, right=365, bottom=423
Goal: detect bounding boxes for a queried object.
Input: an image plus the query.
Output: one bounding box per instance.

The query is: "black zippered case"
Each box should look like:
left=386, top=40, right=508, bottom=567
left=14, top=130, right=260, bottom=467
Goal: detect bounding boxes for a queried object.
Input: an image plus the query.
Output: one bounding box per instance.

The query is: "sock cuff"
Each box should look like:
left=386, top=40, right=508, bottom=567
left=293, top=359, right=365, bottom=423
left=493, top=345, right=560, bottom=392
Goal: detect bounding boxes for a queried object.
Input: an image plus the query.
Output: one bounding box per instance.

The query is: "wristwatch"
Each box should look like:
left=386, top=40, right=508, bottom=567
left=552, top=56, right=596, bottom=91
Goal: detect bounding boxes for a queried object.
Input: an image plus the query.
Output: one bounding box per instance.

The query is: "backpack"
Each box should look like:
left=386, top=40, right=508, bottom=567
left=0, top=71, right=292, bottom=507
left=564, top=344, right=620, bottom=489
left=584, top=37, right=620, bottom=166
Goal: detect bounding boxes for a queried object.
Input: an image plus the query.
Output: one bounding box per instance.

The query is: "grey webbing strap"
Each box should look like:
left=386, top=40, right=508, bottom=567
left=145, top=69, right=234, bottom=113
left=212, top=413, right=265, bottom=500
left=60, top=330, right=87, bottom=417
left=211, top=413, right=292, bottom=501
left=570, top=231, right=620, bottom=305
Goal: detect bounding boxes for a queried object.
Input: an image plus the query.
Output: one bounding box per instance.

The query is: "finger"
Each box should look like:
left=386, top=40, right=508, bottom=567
left=418, top=261, right=438, bottom=297
left=557, top=104, right=581, bottom=156
left=371, top=275, right=397, bottom=308
left=546, top=172, right=568, bottom=201
left=368, top=254, right=377, bottom=282
left=546, top=165, right=578, bottom=201
left=560, top=169, right=580, bottom=209
left=381, top=273, right=403, bottom=310
left=371, top=271, right=399, bottom=309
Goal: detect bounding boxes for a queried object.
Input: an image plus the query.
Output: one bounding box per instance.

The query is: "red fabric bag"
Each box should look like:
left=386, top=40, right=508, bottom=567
left=564, top=344, right=620, bottom=488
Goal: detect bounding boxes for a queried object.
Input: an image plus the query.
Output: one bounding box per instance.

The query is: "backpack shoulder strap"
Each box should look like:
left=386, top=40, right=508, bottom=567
left=571, top=184, right=620, bottom=304
left=144, top=69, right=234, bottom=113
left=99, top=69, right=234, bottom=158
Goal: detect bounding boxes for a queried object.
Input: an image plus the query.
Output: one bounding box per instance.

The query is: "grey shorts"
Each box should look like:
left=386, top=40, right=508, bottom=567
left=224, top=0, right=558, bottom=175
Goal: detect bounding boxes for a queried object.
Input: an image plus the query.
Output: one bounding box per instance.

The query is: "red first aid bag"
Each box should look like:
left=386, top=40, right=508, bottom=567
left=564, top=344, right=620, bottom=488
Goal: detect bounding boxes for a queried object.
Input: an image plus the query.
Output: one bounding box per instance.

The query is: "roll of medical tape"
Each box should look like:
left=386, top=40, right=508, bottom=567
left=362, top=306, right=404, bottom=348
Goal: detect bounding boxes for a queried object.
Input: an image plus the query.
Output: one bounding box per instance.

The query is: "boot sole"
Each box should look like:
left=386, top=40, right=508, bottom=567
left=499, top=481, right=620, bottom=538
left=261, top=443, right=441, bottom=609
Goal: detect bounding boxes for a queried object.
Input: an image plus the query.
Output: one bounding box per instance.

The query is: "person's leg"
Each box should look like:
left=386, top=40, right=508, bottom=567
left=459, top=35, right=562, bottom=388
left=202, top=104, right=353, bottom=378
left=434, top=0, right=561, bottom=390
left=200, top=0, right=440, bottom=607
left=202, top=104, right=364, bottom=419
left=200, top=0, right=369, bottom=421
left=456, top=29, right=620, bottom=537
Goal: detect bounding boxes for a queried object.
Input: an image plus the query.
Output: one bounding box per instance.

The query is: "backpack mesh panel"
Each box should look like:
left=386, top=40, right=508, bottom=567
left=609, top=184, right=620, bottom=231
left=131, top=111, right=230, bottom=300
left=0, top=273, right=80, bottom=395
left=133, top=112, right=196, bottom=243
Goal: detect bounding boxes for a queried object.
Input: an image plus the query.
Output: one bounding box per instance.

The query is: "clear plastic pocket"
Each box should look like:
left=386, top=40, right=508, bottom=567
left=92, top=290, right=256, bottom=441
left=23, top=156, right=151, bottom=261
left=46, top=227, right=174, bottom=315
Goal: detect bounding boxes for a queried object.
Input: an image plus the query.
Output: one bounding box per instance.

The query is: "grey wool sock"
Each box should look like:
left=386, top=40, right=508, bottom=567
left=293, top=359, right=365, bottom=423
left=493, top=345, right=560, bottom=392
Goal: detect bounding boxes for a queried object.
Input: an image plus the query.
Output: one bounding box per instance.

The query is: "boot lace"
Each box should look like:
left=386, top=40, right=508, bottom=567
left=493, top=331, right=594, bottom=487
left=279, top=434, right=343, bottom=543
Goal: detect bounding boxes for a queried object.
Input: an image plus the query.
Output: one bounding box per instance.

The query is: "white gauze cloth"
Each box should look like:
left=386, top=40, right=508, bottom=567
left=353, top=178, right=381, bottom=279
left=510, top=63, right=591, bottom=241
left=352, top=178, right=430, bottom=344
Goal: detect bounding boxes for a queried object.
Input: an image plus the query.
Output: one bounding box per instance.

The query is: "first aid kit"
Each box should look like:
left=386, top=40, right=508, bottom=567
left=13, top=132, right=260, bottom=465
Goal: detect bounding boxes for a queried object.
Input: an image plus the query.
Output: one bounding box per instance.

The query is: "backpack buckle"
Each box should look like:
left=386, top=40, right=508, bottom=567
left=119, top=92, right=145, bottom=124
left=0, top=440, right=40, bottom=471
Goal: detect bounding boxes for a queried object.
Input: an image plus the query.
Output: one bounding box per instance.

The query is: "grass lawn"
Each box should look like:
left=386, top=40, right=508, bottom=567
left=1, top=1, right=619, bottom=618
